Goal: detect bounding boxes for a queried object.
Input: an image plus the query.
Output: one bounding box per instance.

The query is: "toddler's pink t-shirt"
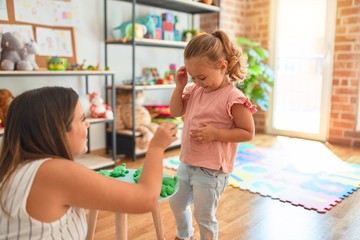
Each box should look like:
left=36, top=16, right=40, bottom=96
left=180, top=83, right=256, bottom=173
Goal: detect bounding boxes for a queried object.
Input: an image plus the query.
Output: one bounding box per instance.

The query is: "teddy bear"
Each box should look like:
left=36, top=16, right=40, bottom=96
left=0, top=31, right=24, bottom=71
left=17, top=38, right=40, bottom=71
left=115, top=90, right=158, bottom=150
left=88, top=92, right=114, bottom=119
left=0, top=89, right=14, bottom=128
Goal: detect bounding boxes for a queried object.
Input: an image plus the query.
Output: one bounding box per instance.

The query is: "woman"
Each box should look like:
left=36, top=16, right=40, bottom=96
left=0, top=86, right=177, bottom=239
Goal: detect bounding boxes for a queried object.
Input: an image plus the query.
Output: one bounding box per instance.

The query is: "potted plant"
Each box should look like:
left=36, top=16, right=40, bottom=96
left=236, top=38, right=274, bottom=111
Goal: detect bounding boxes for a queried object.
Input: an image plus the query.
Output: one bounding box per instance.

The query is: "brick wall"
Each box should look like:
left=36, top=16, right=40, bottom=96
left=329, top=0, right=360, bottom=147
left=200, top=0, right=360, bottom=147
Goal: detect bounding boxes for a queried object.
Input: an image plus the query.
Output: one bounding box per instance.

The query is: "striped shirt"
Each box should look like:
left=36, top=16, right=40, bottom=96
left=0, top=159, right=87, bottom=240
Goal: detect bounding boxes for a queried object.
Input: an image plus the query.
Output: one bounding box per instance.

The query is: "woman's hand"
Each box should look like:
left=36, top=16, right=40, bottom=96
left=149, top=122, right=177, bottom=149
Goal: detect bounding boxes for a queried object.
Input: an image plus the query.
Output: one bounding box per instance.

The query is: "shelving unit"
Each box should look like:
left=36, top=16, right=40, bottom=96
left=104, top=0, right=220, bottom=160
left=0, top=70, right=117, bottom=170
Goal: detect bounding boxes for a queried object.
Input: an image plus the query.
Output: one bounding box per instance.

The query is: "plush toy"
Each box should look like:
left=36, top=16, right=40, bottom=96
left=17, top=38, right=40, bottom=71
left=0, top=31, right=24, bottom=71
left=0, top=89, right=14, bottom=128
left=115, top=90, right=158, bottom=150
left=88, top=92, right=114, bottom=119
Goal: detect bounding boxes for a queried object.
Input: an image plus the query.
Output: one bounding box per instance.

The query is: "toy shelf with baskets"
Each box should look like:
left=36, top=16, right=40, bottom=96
left=104, top=0, right=220, bottom=160
left=0, top=70, right=117, bottom=170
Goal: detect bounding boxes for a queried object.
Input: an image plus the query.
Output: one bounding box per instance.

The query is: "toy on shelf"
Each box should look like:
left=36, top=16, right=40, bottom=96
left=182, top=29, right=199, bottom=42
left=88, top=92, right=114, bottom=119
left=0, top=31, right=24, bottom=71
left=69, top=60, right=101, bottom=71
left=46, top=56, right=68, bottom=71
left=115, top=90, right=158, bottom=150
left=164, top=64, right=177, bottom=84
left=0, top=89, right=14, bottom=128
left=114, top=15, right=156, bottom=41
left=122, top=23, right=147, bottom=43
left=143, top=67, right=159, bottom=85
left=17, top=38, right=40, bottom=71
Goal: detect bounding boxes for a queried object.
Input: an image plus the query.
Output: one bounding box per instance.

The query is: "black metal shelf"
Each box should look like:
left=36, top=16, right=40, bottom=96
left=106, top=38, right=187, bottom=49
left=104, top=0, right=220, bottom=161
left=0, top=70, right=117, bottom=168
left=108, top=0, right=220, bottom=14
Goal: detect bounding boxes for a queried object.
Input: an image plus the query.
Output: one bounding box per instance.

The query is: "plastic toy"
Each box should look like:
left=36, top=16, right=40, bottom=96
left=133, top=167, right=143, bottom=183
left=46, top=56, right=68, bottom=71
left=164, top=64, right=176, bottom=84
left=122, top=23, right=147, bottom=43
left=98, top=163, right=129, bottom=178
left=110, top=163, right=129, bottom=177
left=88, top=92, right=114, bottom=119
left=114, top=15, right=156, bottom=40
left=161, top=176, right=178, bottom=197
left=133, top=167, right=178, bottom=197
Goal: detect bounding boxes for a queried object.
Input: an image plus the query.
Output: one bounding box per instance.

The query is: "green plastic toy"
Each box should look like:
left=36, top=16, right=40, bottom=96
left=161, top=176, right=178, bottom=197
left=133, top=167, right=178, bottom=197
left=98, top=163, right=129, bottom=178
left=133, top=167, right=143, bottom=183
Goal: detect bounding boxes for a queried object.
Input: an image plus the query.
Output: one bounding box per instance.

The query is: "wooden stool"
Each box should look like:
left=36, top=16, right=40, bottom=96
left=86, top=169, right=178, bottom=240
left=86, top=201, right=165, bottom=240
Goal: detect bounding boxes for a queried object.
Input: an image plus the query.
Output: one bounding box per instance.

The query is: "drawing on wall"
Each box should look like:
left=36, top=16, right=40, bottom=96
left=36, top=27, right=73, bottom=57
left=0, top=24, right=34, bottom=42
left=0, top=0, right=8, bottom=21
left=14, top=0, right=81, bottom=27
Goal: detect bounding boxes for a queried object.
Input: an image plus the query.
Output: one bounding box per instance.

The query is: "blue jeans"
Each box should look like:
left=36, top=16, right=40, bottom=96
left=169, top=162, right=229, bottom=240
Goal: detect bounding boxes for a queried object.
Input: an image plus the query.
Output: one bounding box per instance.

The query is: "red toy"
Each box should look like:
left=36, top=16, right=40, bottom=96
left=88, top=92, right=114, bottom=119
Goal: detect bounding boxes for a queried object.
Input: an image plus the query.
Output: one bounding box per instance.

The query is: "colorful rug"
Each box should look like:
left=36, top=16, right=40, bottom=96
left=163, top=137, right=360, bottom=213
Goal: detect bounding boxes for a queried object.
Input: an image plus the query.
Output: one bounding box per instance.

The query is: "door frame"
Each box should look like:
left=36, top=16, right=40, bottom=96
left=266, top=0, right=337, bottom=141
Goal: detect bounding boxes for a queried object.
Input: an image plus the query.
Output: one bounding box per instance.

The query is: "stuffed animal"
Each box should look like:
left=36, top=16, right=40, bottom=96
left=0, top=31, right=24, bottom=71
left=0, top=89, right=14, bottom=128
left=17, top=38, right=40, bottom=71
left=115, top=90, right=158, bottom=150
left=88, top=92, right=114, bottom=119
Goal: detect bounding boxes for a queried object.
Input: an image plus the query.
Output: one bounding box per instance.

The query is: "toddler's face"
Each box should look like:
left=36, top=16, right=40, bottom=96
left=185, top=57, right=227, bottom=93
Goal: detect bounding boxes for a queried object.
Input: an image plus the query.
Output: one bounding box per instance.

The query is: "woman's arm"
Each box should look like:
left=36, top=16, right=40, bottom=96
left=27, top=123, right=177, bottom=222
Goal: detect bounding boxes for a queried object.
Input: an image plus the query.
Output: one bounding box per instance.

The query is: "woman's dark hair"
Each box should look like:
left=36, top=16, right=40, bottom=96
left=0, top=86, right=79, bottom=208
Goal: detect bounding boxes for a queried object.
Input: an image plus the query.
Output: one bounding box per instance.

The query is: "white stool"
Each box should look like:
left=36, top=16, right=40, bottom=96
left=86, top=169, right=177, bottom=240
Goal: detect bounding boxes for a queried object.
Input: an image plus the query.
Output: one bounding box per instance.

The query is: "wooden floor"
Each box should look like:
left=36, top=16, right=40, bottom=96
left=90, top=134, right=360, bottom=240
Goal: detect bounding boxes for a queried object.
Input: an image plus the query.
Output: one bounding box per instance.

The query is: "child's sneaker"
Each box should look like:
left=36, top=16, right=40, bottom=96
left=174, top=236, right=198, bottom=240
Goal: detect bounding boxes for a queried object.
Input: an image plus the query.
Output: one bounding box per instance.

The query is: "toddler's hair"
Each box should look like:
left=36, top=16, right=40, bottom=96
left=184, top=30, right=248, bottom=83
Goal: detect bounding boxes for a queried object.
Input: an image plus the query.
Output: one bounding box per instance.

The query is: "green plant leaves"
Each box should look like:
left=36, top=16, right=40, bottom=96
left=236, top=37, right=274, bottom=111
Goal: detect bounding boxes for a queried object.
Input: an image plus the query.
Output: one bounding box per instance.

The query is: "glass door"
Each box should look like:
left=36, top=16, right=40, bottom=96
left=267, top=0, right=336, bottom=141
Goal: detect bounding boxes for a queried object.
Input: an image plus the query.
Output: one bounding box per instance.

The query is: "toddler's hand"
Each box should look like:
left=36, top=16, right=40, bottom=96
left=190, top=124, right=216, bottom=142
left=150, top=122, right=177, bottom=149
left=175, top=66, right=188, bottom=91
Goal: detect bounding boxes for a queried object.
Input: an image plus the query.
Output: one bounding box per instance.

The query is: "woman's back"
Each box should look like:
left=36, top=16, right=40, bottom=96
left=0, top=159, right=87, bottom=240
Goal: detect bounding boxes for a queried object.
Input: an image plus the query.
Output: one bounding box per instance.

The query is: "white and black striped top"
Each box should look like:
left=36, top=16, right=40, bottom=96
left=0, top=159, right=88, bottom=240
